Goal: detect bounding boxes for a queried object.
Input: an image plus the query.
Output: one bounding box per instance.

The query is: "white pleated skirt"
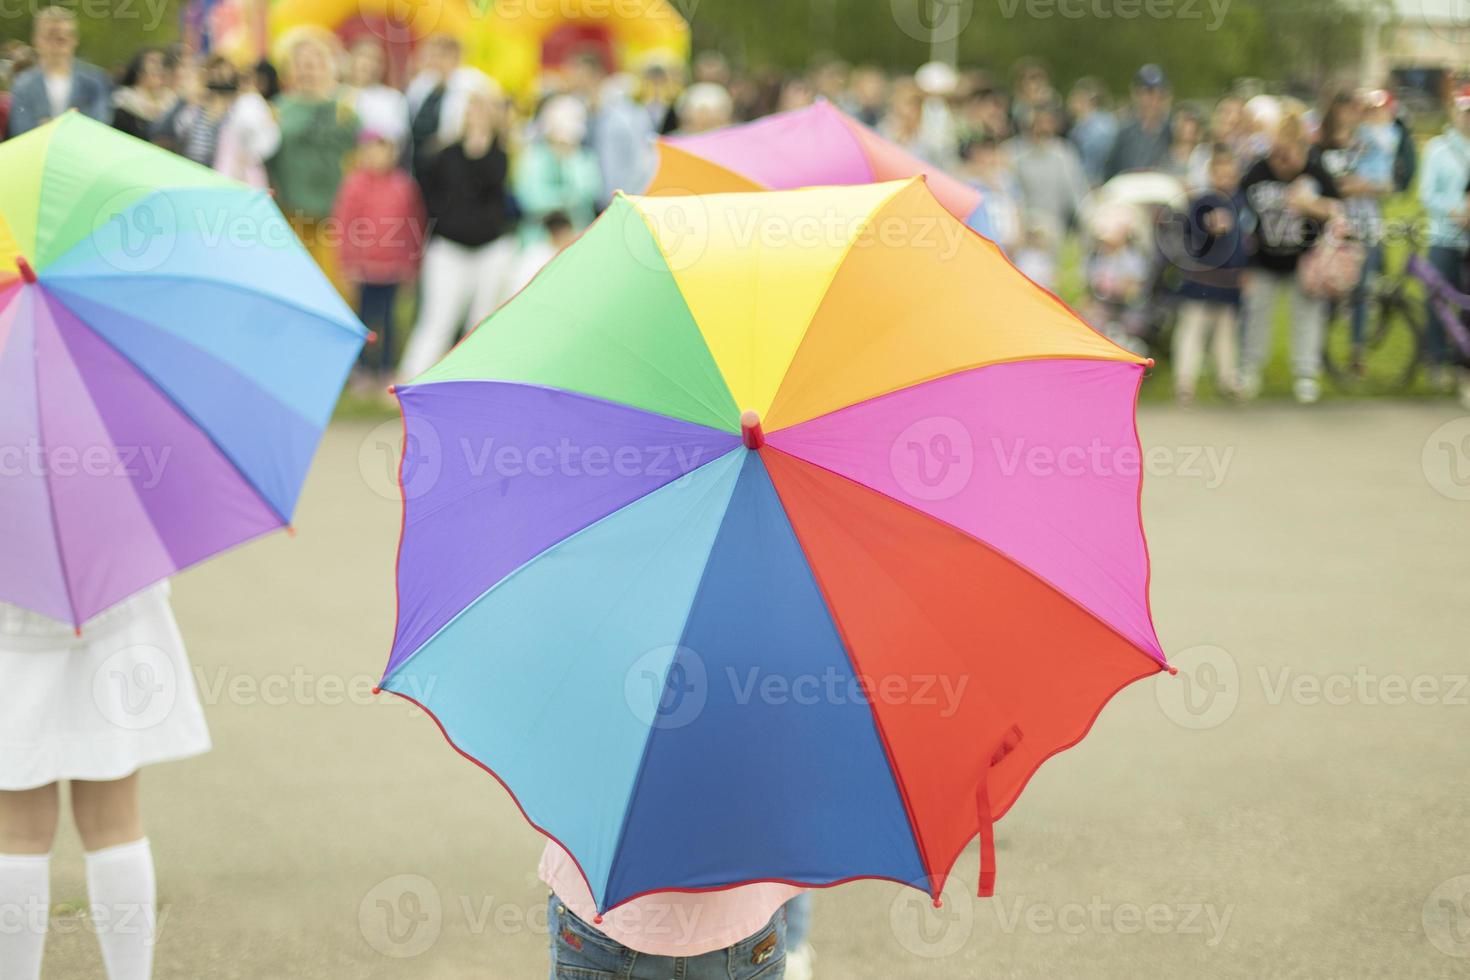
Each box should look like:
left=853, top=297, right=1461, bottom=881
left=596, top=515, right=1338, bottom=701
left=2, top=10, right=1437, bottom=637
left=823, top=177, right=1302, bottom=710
left=0, top=584, right=211, bottom=791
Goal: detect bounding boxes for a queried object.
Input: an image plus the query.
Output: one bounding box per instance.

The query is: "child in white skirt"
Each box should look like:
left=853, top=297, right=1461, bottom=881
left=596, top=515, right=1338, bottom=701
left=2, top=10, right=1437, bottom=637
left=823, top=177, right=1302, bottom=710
left=0, top=583, right=210, bottom=980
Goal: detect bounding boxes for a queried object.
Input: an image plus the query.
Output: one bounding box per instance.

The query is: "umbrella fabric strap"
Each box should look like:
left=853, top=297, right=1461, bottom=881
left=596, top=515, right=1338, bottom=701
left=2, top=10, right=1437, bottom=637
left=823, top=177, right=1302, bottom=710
left=977, top=725, right=1024, bottom=898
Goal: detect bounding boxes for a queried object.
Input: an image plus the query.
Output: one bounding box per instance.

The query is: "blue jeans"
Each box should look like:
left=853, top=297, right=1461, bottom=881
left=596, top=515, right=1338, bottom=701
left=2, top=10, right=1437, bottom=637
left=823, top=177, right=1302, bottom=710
left=357, top=282, right=399, bottom=374
left=1349, top=243, right=1383, bottom=348
left=1424, top=245, right=1466, bottom=367
left=547, top=895, right=786, bottom=979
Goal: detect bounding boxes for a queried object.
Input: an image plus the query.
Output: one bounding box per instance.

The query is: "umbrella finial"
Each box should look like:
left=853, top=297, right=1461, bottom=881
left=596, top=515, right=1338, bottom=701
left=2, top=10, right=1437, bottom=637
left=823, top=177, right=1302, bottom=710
left=740, top=410, right=764, bottom=450
left=15, top=257, right=37, bottom=284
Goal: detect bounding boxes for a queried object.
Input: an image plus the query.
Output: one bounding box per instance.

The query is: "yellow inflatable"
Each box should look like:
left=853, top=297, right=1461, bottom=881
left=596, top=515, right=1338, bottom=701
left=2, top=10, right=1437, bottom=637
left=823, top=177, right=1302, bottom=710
left=267, top=0, right=689, bottom=93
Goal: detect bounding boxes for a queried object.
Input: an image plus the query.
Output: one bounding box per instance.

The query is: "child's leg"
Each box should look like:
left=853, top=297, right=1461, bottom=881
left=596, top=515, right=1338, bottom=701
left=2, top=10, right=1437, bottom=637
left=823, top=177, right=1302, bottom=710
left=1172, top=301, right=1208, bottom=400
left=1286, top=276, right=1328, bottom=383
left=1211, top=304, right=1240, bottom=394
left=1239, top=270, right=1280, bottom=392
left=376, top=283, right=398, bottom=375
left=0, top=784, right=59, bottom=980
left=71, top=775, right=155, bottom=980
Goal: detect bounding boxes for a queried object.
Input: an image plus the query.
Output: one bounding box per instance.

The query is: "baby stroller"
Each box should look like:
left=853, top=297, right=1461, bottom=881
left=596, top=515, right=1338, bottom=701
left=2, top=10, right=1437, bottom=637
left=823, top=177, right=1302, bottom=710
left=1079, top=171, right=1190, bottom=358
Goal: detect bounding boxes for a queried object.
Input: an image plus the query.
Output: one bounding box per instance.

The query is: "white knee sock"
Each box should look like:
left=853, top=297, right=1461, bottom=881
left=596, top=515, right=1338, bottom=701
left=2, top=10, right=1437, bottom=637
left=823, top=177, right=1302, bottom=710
left=0, top=852, right=50, bottom=980
left=85, top=838, right=156, bottom=980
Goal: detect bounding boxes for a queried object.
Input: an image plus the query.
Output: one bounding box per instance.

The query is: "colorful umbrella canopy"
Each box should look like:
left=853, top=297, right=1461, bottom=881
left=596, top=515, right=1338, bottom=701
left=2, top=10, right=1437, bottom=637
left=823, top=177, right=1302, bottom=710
left=644, top=99, right=990, bottom=234
left=0, top=113, right=365, bottom=627
left=377, top=178, right=1169, bottom=914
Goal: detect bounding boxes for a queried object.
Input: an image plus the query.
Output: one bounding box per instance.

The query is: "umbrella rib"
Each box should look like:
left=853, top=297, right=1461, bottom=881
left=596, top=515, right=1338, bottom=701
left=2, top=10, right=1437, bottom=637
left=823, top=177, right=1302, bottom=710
left=28, top=307, right=79, bottom=626
left=764, top=444, right=1167, bottom=671
left=598, top=458, right=753, bottom=912
left=44, top=270, right=365, bottom=343
left=762, top=179, right=914, bottom=424
left=41, top=288, right=292, bottom=528
left=381, top=447, right=742, bottom=689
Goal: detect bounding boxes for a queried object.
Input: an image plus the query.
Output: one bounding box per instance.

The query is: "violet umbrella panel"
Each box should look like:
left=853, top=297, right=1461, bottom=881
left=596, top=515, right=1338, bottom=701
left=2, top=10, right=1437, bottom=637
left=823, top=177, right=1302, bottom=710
left=377, top=179, right=1170, bottom=914
left=0, top=114, right=366, bottom=627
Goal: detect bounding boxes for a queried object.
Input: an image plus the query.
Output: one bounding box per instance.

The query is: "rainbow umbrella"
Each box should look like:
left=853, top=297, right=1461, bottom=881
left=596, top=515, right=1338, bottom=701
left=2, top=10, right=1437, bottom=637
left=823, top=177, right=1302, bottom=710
left=645, top=99, right=990, bottom=235
left=0, top=114, right=365, bottom=627
left=377, top=178, right=1169, bottom=914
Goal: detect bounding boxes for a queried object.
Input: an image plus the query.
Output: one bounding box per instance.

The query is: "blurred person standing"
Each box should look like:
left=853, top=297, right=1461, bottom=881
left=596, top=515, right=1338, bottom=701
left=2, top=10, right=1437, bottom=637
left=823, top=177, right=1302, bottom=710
left=1007, top=103, right=1089, bottom=251
left=110, top=48, right=175, bottom=142
left=846, top=64, right=888, bottom=127
left=212, top=60, right=281, bottom=188
left=1067, top=77, right=1117, bottom=186
left=515, top=95, right=603, bottom=234
left=153, top=57, right=241, bottom=168
left=1417, top=86, right=1470, bottom=394
left=1104, top=64, right=1172, bottom=179
left=1171, top=144, right=1249, bottom=403
left=268, top=32, right=360, bottom=292
left=398, top=86, right=517, bottom=380
left=1188, top=94, right=1250, bottom=189
left=1009, top=57, right=1055, bottom=134
left=6, top=6, right=111, bottom=135
left=1239, top=112, right=1343, bottom=403
left=1, top=42, right=38, bottom=136
left=346, top=39, right=408, bottom=147
left=676, top=82, right=733, bottom=134
left=1162, top=106, right=1203, bottom=180
left=333, top=131, right=425, bottom=384
left=913, top=61, right=960, bottom=166
left=1316, top=90, right=1394, bottom=377
left=958, top=135, right=1023, bottom=254
left=406, top=35, right=482, bottom=162
left=590, top=72, right=657, bottom=204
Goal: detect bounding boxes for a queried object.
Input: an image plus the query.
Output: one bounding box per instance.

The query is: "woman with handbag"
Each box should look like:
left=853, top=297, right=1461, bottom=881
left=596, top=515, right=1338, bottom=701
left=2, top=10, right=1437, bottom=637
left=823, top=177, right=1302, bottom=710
left=1238, top=112, right=1345, bottom=404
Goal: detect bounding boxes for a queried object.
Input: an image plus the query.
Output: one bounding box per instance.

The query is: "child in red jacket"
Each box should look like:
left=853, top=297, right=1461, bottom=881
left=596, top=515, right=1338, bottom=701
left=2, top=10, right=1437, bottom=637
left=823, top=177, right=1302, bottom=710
left=332, top=131, right=426, bottom=380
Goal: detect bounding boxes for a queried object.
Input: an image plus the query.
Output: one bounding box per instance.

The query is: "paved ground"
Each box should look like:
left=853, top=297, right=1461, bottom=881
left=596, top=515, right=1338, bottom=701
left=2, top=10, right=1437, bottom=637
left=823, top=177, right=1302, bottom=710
left=37, top=401, right=1470, bottom=979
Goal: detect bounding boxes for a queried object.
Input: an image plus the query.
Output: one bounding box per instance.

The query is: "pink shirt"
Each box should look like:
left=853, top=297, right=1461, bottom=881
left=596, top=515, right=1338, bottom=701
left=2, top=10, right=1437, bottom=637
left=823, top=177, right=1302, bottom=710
left=539, top=841, right=802, bottom=957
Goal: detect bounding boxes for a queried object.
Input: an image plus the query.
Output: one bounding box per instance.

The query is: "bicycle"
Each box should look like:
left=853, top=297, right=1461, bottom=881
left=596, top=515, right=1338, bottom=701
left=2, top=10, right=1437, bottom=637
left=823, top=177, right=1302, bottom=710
left=1323, top=248, right=1470, bottom=394
left=1321, top=252, right=1422, bottom=393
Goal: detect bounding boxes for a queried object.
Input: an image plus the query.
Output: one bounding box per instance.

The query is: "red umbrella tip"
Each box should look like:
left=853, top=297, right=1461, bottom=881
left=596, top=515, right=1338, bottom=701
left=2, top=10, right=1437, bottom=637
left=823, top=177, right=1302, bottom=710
left=593, top=914, right=604, bottom=925
left=74, top=626, right=82, bottom=637
left=366, top=330, right=379, bottom=344
left=372, top=685, right=382, bottom=695
left=386, top=384, right=397, bottom=394
left=932, top=897, right=943, bottom=909
left=286, top=525, right=297, bottom=538
left=15, top=257, right=37, bottom=283
left=740, top=410, right=765, bottom=449
left=1145, top=357, right=1156, bottom=368
left=1166, top=664, right=1179, bottom=676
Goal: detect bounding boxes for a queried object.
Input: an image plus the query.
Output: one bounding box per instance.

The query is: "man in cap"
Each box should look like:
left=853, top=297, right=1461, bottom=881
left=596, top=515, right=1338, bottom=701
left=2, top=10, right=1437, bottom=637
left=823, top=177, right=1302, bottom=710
left=1103, top=63, right=1173, bottom=180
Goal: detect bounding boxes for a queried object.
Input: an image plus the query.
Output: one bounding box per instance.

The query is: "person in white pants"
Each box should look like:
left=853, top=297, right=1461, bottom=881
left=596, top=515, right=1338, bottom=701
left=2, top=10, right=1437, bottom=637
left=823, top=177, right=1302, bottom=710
left=397, top=235, right=518, bottom=380
left=397, top=81, right=518, bottom=382
left=1237, top=112, right=1343, bottom=403
left=0, top=585, right=211, bottom=980
left=1239, top=268, right=1328, bottom=398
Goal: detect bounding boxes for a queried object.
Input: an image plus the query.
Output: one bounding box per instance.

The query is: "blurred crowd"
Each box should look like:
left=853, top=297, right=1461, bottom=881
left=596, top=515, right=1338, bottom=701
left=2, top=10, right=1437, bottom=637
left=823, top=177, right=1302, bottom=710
left=4, top=5, right=1468, bottom=406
